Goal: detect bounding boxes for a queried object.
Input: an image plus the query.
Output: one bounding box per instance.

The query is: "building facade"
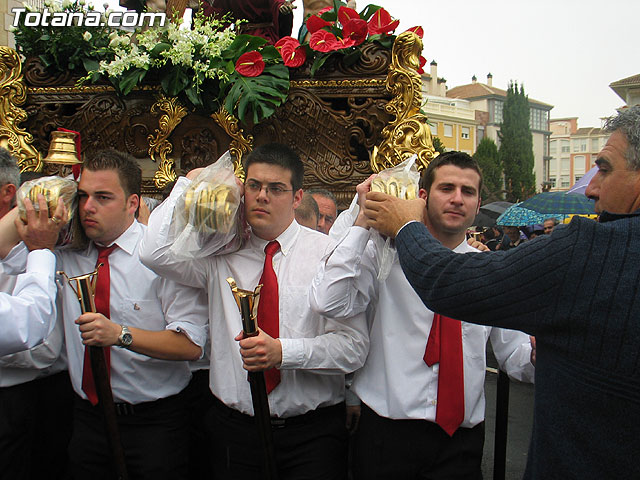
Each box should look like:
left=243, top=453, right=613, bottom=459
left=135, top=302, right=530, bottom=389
left=548, top=117, right=609, bottom=192
left=446, top=74, right=553, bottom=193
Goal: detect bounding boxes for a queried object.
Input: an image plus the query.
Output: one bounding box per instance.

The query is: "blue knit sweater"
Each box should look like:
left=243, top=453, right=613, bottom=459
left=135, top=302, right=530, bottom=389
left=396, top=213, right=640, bottom=480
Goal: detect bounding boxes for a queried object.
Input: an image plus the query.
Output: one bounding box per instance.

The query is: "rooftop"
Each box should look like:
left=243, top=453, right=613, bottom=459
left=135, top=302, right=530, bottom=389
left=447, top=82, right=553, bottom=109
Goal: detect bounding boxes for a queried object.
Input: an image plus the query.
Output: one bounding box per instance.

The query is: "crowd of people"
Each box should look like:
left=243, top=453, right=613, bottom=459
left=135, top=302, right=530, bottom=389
left=1, top=106, right=639, bottom=480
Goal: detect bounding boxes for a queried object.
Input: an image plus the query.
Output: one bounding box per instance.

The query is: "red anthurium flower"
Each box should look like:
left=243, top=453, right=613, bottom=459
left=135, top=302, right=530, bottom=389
left=275, top=36, right=307, bottom=67
left=307, top=14, right=332, bottom=34
left=343, top=18, right=368, bottom=46
left=368, top=8, right=400, bottom=35
left=417, top=55, right=427, bottom=74
left=235, top=51, right=265, bottom=77
left=332, top=36, right=356, bottom=50
left=338, top=6, right=360, bottom=26
left=317, top=6, right=333, bottom=15
left=406, top=26, right=424, bottom=39
left=309, top=29, right=338, bottom=52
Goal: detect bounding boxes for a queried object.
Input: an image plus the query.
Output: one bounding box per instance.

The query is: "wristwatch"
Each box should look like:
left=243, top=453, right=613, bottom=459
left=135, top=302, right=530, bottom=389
left=117, top=325, right=133, bottom=348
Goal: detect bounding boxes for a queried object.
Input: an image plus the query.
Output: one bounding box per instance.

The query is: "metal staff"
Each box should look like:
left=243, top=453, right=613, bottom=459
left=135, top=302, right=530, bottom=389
left=60, top=267, right=129, bottom=480
left=227, top=278, right=279, bottom=480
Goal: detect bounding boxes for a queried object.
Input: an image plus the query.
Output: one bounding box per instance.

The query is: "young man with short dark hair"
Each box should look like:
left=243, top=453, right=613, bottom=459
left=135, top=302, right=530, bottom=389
left=2, top=149, right=208, bottom=479
left=141, top=143, right=368, bottom=480
left=311, top=151, right=534, bottom=479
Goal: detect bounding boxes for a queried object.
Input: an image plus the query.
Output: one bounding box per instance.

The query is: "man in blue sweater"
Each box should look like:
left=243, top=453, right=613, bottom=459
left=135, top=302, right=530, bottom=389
left=360, top=105, right=640, bottom=479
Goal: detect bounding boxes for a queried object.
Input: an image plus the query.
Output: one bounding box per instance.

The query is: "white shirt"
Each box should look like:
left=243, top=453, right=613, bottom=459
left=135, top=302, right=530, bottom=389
left=0, top=261, right=66, bottom=388
left=310, top=226, right=534, bottom=426
left=3, top=221, right=208, bottom=404
left=140, top=177, right=369, bottom=417
left=0, top=250, right=58, bottom=357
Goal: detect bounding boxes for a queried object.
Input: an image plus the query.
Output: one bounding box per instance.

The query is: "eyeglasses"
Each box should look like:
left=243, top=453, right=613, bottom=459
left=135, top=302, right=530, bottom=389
left=245, top=180, right=294, bottom=197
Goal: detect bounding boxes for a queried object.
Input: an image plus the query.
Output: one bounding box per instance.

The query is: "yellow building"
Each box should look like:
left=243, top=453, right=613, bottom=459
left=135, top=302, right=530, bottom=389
left=421, top=61, right=477, bottom=155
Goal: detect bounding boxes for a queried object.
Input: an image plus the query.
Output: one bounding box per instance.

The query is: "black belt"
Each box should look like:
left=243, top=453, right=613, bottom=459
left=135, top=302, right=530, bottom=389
left=76, top=390, right=184, bottom=416
left=211, top=395, right=344, bottom=428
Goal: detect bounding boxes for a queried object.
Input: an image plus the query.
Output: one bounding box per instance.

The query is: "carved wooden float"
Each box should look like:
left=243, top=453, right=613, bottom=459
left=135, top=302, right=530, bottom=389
left=0, top=31, right=435, bottom=208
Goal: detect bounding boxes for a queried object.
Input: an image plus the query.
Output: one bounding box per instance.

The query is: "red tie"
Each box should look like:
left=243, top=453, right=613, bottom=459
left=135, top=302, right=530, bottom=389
left=257, top=241, right=281, bottom=393
left=423, top=313, right=465, bottom=436
left=81, top=244, right=117, bottom=405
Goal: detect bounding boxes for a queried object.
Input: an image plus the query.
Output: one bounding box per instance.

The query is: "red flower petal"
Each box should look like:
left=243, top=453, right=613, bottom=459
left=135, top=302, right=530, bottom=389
left=317, top=6, right=333, bottom=15
left=309, top=30, right=338, bottom=52
left=333, top=36, right=356, bottom=50
left=276, top=36, right=307, bottom=67
left=406, top=26, right=424, bottom=39
left=343, top=18, right=368, bottom=46
left=338, top=6, right=360, bottom=26
left=235, top=51, right=265, bottom=77
left=417, top=56, right=426, bottom=74
left=307, top=14, right=332, bottom=34
left=367, top=8, right=399, bottom=35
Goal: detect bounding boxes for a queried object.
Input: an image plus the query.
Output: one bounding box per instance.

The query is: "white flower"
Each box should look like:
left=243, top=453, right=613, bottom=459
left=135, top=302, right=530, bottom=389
left=77, top=0, right=85, bottom=5
left=83, top=31, right=92, bottom=41
left=8, top=25, right=17, bottom=33
left=62, top=0, right=73, bottom=9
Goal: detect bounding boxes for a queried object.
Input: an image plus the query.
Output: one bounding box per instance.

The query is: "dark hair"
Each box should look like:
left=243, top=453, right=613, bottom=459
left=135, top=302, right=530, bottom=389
left=419, top=151, right=483, bottom=194
left=243, top=143, right=304, bottom=191
left=306, top=188, right=337, bottom=209
left=82, top=149, right=141, bottom=198
left=544, top=217, right=559, bottom=226
left=295, top=191, right=320, bottom=222
left=0, top=148, right=20, bottom=187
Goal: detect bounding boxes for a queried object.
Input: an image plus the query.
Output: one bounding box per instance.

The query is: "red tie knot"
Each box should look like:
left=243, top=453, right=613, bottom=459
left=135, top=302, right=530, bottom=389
left=96, top=244, right=117, bottom=261
left=264, top=241, right=280, bottom=257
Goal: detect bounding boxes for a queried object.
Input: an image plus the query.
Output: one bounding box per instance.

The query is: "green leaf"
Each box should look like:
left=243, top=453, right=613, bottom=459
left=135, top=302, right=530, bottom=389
left=161, top=68, right=189, bottom=96
left=119, top=68, right=147, bottom=96
left=184, top=85, right=202, bottom=107
left=310, top=54, right=331, bottom=76
left=150, top=42, right=171, bottom=56
left=342, top=49, right=361, bottom=67
left=359, top=4, right=381, bottom=21
left=222, top=34, right=268, bottom=60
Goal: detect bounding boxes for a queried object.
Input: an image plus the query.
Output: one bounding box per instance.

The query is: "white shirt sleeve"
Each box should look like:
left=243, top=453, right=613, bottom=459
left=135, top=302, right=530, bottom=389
left=138, top=177, right=208, bottom=289
left=310, top=225, right=377, bottom=319
left=0, top=249, right=58, bottom=356
left=489, top=327, right=535, bottom=384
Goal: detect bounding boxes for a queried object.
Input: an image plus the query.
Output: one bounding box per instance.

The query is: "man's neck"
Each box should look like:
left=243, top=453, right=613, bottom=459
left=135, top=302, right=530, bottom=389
left=426, top=224, right=465, bottom=250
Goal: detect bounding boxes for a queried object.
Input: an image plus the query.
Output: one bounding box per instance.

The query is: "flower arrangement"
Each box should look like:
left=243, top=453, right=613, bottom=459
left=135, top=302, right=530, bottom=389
left=12, top=0, right=422, bottom=126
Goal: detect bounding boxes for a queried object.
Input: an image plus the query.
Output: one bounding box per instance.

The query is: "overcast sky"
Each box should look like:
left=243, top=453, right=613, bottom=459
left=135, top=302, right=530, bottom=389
left=291, top=0, right=639, bottom=128
left=99, top=0, right=638, bottom=128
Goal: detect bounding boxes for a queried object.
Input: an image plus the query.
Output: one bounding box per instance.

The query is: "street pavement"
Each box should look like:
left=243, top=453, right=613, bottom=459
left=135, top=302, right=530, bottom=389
left=481, top=347, right=535, bottom=480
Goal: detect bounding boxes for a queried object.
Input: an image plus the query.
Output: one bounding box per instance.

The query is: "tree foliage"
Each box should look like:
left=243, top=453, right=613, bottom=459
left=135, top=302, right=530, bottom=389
left=473, top=137, right=503, bottom=201
left=499, top=82, right=536, bottom=202
left=431, top=135, right=446, bottom=154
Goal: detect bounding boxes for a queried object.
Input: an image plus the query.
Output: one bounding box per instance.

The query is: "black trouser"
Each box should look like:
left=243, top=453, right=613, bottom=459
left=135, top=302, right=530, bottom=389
left=0, top=371, right=74, bottom=480
left=206, top=396, right=348, bottom=480
left=182, top=369, right=214, bottom=480
left=69, top=390, right=189, bottom=480
left=354, top=403, right=485, bottom=480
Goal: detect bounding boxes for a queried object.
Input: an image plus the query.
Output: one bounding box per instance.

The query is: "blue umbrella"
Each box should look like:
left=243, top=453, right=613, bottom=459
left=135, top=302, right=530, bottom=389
left=497, top=203, right=567, bottom=226
left=518, top=191, right=596, bottom=215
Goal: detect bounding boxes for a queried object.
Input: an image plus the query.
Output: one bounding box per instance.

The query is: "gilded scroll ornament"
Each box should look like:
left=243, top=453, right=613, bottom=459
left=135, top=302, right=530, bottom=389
left=211, top=107, right=254, bottom=180
left=0, top=47, right=42, bottom=171
left=148, top=94, right=187, bottom=189
left=370, top=32, right=438, bottom=173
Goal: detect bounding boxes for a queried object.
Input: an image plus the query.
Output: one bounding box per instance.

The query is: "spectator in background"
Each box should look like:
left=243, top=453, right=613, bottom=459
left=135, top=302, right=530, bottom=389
left=481, top=227, right=500, bottom=251
left=308, top=188, right=338, bottom=235
left=543, top=217, right=559, bottom=234
left=502, top=226, right=525, bottom=250
left=294, top=191, right=319, bottom=230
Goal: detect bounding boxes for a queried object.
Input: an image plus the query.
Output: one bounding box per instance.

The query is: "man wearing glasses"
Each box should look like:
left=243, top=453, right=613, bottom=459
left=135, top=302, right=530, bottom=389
left=141, top=143, right=368, bottom=480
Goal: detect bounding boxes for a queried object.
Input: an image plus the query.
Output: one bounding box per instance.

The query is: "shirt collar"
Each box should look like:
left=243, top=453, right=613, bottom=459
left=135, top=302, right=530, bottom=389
left=249, top=219, right=300, bottom=256
left=598, top=209, right=640, bottom=224
left=91, top=220, right=140, bottom=256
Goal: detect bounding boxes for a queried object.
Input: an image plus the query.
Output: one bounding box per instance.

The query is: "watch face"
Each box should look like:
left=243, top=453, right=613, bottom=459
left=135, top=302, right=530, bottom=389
left=121, top=333, right=133, bottom=346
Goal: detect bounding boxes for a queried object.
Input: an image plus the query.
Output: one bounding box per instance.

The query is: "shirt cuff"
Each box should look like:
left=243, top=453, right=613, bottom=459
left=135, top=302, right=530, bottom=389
left=279, top=337, right=304, bottom=369
left=25, top=249, right=56, bottom=277
left=166, top=322, right=207, bottom=352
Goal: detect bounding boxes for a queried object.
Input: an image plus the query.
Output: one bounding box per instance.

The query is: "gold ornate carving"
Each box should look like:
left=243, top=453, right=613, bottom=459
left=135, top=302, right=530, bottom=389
left=148, top=94, right=187, bottom=189
left=290, top=79, right=385, bottom=89
left=370, top=32, right=438, bottom=173
left=211, top=107, right=254, bottom=179
left=0, top=47, right=42, bottom=171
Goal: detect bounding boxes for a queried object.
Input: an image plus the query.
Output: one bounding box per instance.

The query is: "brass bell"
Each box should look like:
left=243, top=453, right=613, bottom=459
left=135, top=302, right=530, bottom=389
left=43, top=131, right=81, bottom=165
